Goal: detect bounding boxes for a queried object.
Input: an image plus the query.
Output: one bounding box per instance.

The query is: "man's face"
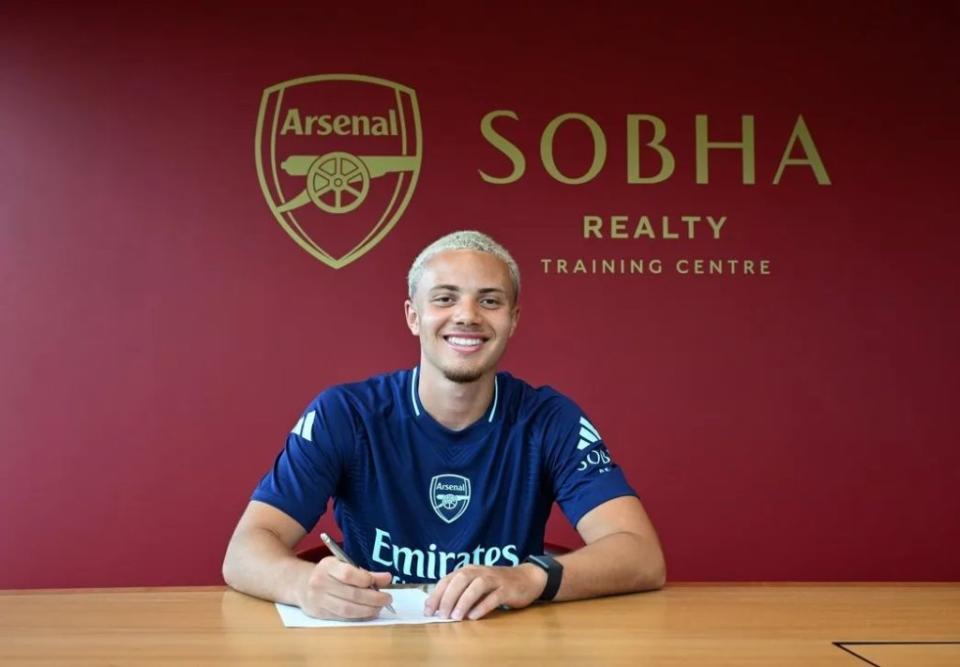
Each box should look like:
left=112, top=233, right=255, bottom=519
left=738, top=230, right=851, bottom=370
left=405, top=249, right=519, bottom=384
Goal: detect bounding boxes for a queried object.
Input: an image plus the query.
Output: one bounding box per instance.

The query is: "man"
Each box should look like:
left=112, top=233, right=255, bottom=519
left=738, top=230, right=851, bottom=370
left=223, top=230, right=665, bottom=621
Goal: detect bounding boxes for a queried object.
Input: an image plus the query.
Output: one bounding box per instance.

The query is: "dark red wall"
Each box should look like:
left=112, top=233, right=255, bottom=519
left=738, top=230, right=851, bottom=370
left=1, top=2, right=957, bottom=588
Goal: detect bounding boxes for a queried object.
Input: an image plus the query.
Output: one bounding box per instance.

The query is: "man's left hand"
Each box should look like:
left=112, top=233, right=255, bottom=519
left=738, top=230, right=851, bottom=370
left=424, top=563, right=547, bottom=620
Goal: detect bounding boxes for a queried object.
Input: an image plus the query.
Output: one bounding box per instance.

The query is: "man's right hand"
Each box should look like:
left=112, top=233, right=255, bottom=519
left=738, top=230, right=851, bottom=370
left=296, top=556, right=394, bottom=620
left=222, top=502, right=394, bottom=620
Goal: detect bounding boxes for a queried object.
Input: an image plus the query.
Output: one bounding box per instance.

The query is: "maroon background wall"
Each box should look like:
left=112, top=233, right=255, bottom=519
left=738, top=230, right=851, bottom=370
left=1, top=2, right=957, bottom=588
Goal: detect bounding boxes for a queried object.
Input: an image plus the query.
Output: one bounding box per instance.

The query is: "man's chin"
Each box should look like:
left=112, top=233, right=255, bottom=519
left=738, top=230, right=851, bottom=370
left=442, top=367, right=487, bottom=384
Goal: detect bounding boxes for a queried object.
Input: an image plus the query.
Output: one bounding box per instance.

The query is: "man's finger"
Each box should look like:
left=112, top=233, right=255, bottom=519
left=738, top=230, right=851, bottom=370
left=451, top=576, right=493, bottom=621
left=371, top=571, right=393, bottom=588
left=328, top=561, right=377, bottom=588
left=435, top=570, right=476, bottom=619
left=466, top=590, right=502, bottom=620
left=424, top=576, right=451, bottom=615
left=322, top=594, right=386, bottom=620
left=327, top=579, right=394, bottom=607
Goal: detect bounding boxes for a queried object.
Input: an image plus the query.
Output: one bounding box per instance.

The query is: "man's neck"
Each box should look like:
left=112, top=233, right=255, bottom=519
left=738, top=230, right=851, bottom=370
left=417, top=364, right=496, bottom=431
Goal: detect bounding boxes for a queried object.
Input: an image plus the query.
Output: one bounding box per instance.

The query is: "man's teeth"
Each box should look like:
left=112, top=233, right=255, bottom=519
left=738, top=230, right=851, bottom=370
left=448, top=336, right=483, bottom=346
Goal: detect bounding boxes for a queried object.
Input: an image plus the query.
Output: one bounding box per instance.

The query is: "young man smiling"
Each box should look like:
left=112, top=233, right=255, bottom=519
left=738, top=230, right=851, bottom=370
left=223, top=231, right=665, bottom=621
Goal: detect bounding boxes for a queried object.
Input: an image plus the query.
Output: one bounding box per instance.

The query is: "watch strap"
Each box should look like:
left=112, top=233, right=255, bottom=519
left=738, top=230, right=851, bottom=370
left=524, top=554, right=563, bottom=601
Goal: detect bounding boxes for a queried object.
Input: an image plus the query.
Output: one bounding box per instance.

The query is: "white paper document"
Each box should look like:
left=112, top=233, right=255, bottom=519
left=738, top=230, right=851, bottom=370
left=275, top=587, right=457, bottom=628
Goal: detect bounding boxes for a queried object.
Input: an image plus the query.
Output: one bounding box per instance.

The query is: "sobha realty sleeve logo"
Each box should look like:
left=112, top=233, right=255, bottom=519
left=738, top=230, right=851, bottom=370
left=255, top=75, right=422, bottom=268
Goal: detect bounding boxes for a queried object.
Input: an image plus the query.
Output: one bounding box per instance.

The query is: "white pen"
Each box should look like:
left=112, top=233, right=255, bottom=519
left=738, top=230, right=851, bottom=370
left=320, top=532, right=396, bottom=614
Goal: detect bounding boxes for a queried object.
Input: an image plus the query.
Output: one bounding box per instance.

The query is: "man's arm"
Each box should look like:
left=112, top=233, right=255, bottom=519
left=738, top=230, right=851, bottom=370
left=222, top=500, right=393, bottom=620
left=550, top=495, right=665, bottom=600
left=423, top=496, right=665, bottom=620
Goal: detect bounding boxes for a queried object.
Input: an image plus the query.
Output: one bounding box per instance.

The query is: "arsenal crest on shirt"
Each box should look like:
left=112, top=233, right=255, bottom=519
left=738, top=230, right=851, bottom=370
left=430, top=474, right=471, bottom=524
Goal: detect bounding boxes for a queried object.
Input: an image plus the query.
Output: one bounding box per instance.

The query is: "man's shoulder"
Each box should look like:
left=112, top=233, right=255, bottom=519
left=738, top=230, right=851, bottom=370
left=499, top=372, right=580, bottom=419
left=331, top=368, right=411, bottom=396
left=310, top=368, right=413, bottom=414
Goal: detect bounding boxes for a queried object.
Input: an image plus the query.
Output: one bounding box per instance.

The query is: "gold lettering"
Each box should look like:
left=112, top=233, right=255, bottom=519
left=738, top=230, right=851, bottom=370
left=541, top=113, right=607, bottom=185
left=352, top=115, right=371, bottom=135
left=773, top=115, right=831, bottom=185
left=670, top=258, right=771, bottom=275
left=573, top=259, right=587, bottom=273
left=627, top=114, right=675, bottom=183
left=610, top=215, right=628, bottom=238
left=316, top=115, right=332, bottom=135
left=479, top=110, right=526, bottom=184
left=280, top=108, right=303, bottom=135
left=583, top=215, right=603, bottom=238
left=583, top=214, right=728, bottom=239
left=371, top=117, right=389, bottom=136
left=682, top=215, right=701, bottom=238
left=634, top=215, right=655, bottom=239
left=695, top=115, right=756, bottom=184
left=661, top=216, right=679, bottom=240
left=333, top=115, right=352, bottom=135
left=707, top=215, right=726, bottom=238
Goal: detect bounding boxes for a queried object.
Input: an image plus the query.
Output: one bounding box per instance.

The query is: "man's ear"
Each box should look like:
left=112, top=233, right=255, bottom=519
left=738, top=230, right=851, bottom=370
left=404, top=298, right=420, bottom=335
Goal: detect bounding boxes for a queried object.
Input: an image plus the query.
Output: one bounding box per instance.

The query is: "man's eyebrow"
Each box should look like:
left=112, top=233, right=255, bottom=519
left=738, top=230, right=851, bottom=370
left=428, top=285, right=508, bottom=296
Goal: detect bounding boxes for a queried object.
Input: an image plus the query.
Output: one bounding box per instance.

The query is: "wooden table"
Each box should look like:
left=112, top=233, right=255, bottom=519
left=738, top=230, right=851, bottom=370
left=1, top=584, right=958, bottom=665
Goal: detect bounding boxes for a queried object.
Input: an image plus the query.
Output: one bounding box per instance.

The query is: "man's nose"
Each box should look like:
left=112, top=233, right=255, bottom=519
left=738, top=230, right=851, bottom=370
left=453, top=297, right=481, bottom=324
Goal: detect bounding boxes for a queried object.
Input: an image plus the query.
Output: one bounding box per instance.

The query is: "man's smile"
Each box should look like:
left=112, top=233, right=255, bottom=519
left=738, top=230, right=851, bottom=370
left=443, top=334, right=489, bottom=352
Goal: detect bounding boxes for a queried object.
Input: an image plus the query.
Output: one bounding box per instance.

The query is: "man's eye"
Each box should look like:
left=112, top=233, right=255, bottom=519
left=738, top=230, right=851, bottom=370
left=481, top=298, right=502, bottom=307
left=433, top=295, right=454, bottom=304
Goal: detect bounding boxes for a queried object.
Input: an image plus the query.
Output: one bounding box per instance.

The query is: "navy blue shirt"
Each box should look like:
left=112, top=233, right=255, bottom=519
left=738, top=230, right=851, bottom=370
left=253, top=368, right=636, bottom=583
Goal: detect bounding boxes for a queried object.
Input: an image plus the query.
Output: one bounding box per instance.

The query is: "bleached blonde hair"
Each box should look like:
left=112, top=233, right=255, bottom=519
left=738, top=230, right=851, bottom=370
left=407, top=230, right=520, bottom=302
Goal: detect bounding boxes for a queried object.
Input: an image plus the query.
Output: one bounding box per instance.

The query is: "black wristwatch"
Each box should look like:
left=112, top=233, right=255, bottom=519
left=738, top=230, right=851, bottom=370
left=523, top=554, right=563, bottom=601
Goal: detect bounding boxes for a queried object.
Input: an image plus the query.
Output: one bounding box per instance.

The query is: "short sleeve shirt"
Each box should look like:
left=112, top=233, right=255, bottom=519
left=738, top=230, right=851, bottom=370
left=252, top=368, right=636, bottom=583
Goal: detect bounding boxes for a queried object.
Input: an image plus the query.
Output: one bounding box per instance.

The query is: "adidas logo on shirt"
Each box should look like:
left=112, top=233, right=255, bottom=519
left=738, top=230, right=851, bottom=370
left=577, top=416, right=601, bottom=450
left=290, top=411, right=317, bottom=442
